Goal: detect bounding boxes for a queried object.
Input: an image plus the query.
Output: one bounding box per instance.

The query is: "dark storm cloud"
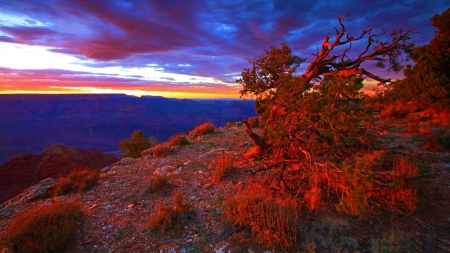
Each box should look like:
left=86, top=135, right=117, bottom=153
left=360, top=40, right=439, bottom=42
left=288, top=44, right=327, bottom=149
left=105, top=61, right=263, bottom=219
left=0, top=0, right=447, bottom=88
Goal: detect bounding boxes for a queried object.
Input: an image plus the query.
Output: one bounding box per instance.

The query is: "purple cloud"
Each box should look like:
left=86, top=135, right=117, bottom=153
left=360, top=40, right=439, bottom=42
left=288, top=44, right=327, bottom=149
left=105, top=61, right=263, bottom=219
left=0, top=0, right=447, bottom=97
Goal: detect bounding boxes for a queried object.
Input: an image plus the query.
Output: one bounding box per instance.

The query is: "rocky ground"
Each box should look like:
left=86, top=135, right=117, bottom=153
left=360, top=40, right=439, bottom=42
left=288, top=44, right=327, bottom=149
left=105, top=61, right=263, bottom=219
left=1, top=124, right=450, bottom=252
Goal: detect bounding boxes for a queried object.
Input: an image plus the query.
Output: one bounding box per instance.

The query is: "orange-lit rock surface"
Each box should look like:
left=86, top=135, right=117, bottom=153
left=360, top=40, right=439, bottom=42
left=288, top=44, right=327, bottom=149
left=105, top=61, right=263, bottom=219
left=0, top=144, right=118, bottom=203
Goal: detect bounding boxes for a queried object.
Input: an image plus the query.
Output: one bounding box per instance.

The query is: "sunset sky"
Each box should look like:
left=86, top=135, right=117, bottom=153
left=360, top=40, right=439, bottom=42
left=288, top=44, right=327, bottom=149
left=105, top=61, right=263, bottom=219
left=0, top=0, right=447, bottom=98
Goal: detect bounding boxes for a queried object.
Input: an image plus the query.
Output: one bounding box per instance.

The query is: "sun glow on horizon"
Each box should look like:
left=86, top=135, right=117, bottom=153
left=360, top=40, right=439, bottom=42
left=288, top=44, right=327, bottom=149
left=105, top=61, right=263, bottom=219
left=0, top=42, right=240, bottom=98
left=0, top=85, right=242, bottom=99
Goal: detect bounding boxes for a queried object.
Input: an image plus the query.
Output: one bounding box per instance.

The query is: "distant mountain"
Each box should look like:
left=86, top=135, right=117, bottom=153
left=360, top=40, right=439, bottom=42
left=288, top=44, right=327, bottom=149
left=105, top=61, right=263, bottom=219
left=0, top=94, right=256, bottom=164
left=0, top=144, right=118, bottom=203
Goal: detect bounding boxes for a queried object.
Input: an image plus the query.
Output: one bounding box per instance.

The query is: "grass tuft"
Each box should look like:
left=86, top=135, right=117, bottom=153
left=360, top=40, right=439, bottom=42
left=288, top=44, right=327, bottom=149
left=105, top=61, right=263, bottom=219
left=167, top=133, right=190, bottom=147
left=191, top=122, right=215, bottom=137
left=144, top=174, right=171, bottom=195
left=53, top=168, right=99, bottom=196
left=225, top=183, right=301, bottom=250
left=152, top=144, right=170, bottom=158
left=147, top=191, right=196, bottom=232
left=0, top=201, right=83, bottom=253
left=213, top=153, right=234, bottom=182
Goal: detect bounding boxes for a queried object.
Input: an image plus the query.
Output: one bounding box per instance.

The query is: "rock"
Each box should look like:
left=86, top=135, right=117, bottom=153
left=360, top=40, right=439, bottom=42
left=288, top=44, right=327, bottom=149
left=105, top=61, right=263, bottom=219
left=171, top=146, right=181, bottom=153
left=120, top=157, right=135, bottom=165
left=153, top=166, right=174, bottom=175
left=101, top=167, right=111, bottom=173
left=159, top=242, right=177, bottom=253
left=199, top=149, right=228, bottom=159
left=20, top=178, right=57, bottom=202
left=0, top=144, right=118, bottom=203
left=214, top=241, right=229, bottom=253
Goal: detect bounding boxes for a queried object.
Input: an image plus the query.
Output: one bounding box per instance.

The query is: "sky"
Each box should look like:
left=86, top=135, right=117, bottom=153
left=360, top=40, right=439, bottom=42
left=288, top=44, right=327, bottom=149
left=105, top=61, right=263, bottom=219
left=0, top=0, right=447, bottom=99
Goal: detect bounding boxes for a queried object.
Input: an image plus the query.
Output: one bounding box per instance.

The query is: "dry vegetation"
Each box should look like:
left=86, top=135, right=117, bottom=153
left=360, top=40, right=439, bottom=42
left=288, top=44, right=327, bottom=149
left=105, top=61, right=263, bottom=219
left=168, top=133, right=190, bottom=147
left=191, top=122, right=215, bottom=136
left=1, top=10, right=450, bottom=252
left=212, top=153, right=234, bottom=182
left=53, top=168, right=99, bottom=196
left=147, top=191, right=196, bottom=232
left=0, top=201, right=83, bottom=253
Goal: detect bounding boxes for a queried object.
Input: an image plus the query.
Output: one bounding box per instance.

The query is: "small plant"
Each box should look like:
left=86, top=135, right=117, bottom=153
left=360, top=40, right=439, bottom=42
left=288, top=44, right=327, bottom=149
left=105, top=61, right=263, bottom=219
left=244, top=146, right=260, bottom=159
left=118, top=130, right=151, bottom=158
left=0, top=201, right=83, bottom=253
left=54, top=168, right=99, bottom=196
left=224, top=183, right=301, bottom=250
left=370, top=231, right=416, bottom=253
left=147, top=191, right=195, bottom=231
left=247, top=116, right=260, bottom=128
left=191, top=122, right=215, bottom=136
left=213, top=153, right=234, bottom=182
left=380, top=101, right=410, bottom=119
left=145, top=174, right=171, bottom=194
left=152, top=144, right=170, bottom=158
left=167, top=133, right=190, bottom=147
left=226, top=122, right=235, bottom=128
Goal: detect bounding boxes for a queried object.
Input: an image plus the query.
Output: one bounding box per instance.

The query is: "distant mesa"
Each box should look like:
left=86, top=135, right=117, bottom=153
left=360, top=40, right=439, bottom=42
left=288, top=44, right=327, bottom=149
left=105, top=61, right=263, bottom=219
left=0, top=94, right=256, bottom=164
left=0, top=144, right=118, bottom=203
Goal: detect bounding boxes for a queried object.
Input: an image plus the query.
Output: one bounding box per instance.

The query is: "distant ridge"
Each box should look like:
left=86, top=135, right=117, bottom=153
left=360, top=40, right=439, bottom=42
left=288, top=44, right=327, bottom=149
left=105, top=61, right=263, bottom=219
left=0, top=144, right=118, bottom=203
left=0, top=94, right=257, bottom=164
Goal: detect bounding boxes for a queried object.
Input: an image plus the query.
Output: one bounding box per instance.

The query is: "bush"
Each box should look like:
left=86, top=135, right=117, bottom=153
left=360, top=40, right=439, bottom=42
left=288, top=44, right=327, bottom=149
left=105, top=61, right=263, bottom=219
left=244, top=146, right=261, bottom=159
left=152, top=144, right=170, bottom=158
left=119, top=130, right=151, bottom=158
left=380, top=101, right=410, bottom=119
left=191, top=122, right=215, bottom=136
left=225, top=183, right=301, bottom=250
left=247, top=116, right=260, bottom=128
left=226, top=122, right=235, bottom=128
left=213, top=153, right=234, bottom=182
left=54, top=168, right=99, bottom=196
left=0, top=201, right=83, bottom=253
left=167, top=133, right=190, bottom=147
left=147, top=192, right=195, bottom=231
left=145, top=174, right=171, bottom=194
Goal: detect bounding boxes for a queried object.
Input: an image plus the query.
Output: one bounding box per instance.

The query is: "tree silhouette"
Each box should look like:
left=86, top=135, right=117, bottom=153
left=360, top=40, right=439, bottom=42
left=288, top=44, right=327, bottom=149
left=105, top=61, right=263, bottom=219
left=119, top=130, right=151, bottom=158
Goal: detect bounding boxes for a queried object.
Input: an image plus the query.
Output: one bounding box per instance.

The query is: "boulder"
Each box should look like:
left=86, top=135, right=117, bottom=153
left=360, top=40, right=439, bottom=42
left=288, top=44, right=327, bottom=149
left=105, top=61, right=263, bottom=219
left=20, top=178, right=57, bottom=202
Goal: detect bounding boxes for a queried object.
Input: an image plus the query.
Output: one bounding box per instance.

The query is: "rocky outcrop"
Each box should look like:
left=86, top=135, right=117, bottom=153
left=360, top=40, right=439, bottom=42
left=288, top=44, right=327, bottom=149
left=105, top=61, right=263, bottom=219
left=0, top=144, right=118, bottom=203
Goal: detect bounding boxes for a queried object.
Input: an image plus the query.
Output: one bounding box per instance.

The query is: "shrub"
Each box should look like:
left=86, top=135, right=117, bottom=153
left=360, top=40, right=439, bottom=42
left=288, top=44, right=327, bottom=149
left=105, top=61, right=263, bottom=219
left=336, top=152, right=421, bottom=215
left=224, top=183, right=301, bottom=250
left=54, top=168, right=99, bottom=196
left=0, top=201, right=83, bottom=253
left=191, top=122, right=215, bottom=136
left=119, top=130, right=151, bottom=158
left=213, top=153, right=234, bottom=182
left=226, top=122, right=235, bottom=128
left=145, top=174, right=171, bottom=194
left=247, top=116, right=260, bottom=128
left=167, top=133, right=190, bottom=147
left=152, top=144, right=170, bottom=158
left=244, top=146, right=261, bottom=159
left=147, top=192, right=195, bottom=231
left=380, top=101, right=410, bottom=119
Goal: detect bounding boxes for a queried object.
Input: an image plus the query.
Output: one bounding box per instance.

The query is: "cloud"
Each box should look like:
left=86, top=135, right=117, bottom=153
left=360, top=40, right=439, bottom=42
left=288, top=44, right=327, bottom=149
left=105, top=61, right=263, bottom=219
left=0, top=0, right=447, bottom=98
